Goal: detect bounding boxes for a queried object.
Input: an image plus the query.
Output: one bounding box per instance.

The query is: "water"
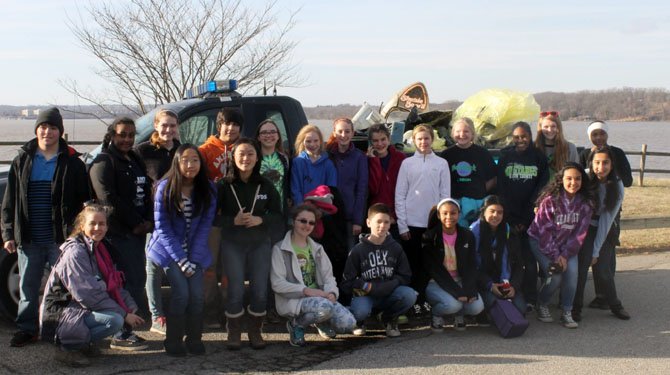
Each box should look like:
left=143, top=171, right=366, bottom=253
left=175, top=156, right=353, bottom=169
left=1, top=118, right=668, bottom=176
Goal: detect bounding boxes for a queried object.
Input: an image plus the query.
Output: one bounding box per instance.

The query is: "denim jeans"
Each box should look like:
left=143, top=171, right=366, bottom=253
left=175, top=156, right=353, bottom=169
left=349, top=285, right=417, bottom=323
left=107, top=233, right=148, bottom=315
left=16, top=242, right=60, bottom=334
left=221, top=239, right=271, bottom=315
left=61, top=310, right=124, bottom=351
left=530, top=238, right=578, bottom=311
left=480, top=289, right=526, bottom=315
left=425, top=280, right=485, bottom=317
left=294, top=297, right=356, bottom=333
left=145, top=259, right=164, bottom=320
left=163, top=261, right=204, bottom=316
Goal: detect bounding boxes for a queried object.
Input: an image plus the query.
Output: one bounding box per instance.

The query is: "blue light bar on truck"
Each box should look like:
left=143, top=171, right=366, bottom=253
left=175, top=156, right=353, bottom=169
left=185, top=79, right=238, bottom=99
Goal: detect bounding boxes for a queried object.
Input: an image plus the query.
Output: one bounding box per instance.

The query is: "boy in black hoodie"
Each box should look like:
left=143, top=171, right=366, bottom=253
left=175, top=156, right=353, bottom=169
left=341, top=203, right=416, bottom=337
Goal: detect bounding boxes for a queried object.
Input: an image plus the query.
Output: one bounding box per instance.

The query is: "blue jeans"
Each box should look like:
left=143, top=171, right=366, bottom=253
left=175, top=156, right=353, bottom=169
left=164, top=261, right=204, bottom=316
left=425, top=280, right=485, bottom=317
left=107, top=233, right=148, bottom=315
left=17, top=242, right=60, bottom=334
left=349, top=285, right=416, bottom=323
left=480, top=289, right=526, bottom=315
left=530, top=238, right=578, bottom=311
left=145, top=259, right=164, bottom=320
left=61, top=310, right=124, bottom=351
left=221, top=239, right=271, bottom=315
left=294, top=297, right=356, bottom=333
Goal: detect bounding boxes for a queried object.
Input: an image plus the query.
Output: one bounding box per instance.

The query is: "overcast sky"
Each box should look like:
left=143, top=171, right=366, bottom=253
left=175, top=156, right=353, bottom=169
left=1, top=0, right=668, bottom=107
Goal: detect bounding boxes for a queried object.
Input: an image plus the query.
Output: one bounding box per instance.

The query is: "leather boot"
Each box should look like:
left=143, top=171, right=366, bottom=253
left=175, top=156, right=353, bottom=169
left=164, top=315, right=186, bottom=357
left=225, top=311, right=243, bottom=351
left=185, top=313, right=206, bottom=355
left=247, top=307, right=266, bottom=350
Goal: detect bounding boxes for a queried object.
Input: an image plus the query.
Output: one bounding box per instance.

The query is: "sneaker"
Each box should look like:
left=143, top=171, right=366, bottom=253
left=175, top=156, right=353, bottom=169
left=286, top=321, right=305, bottom=347
left=150, top=316, right=167, bottom=335
left=397, top=315, right=409, bottom=325
left=612, top=308, right=631, bottom=320
left=525, top=303, right=535, bottom=314
left=410, top=304, right=422, bottom=316
left=588, top=297, right=609, bottom=310
left=352, top=324, right=367, bottom=336
left=536, top=304, right=553, bottom=323
left=561, top=310, right=579, bottom=328
left=314, top=323, right=336, bottom=339
left=10, top=331, right=38, bottom=347
left=453, top=315, right=466, bottom=331
left=110, top=332, right=148, bottom=351
left=54, top=347, right=90, bottom=368
left=385, top=321, right=401, bottom=337
left=422, top=302, right=432, bottom=314
left=475, top=312, right=491, bottom=327
left=431, top=315, right=444, bottom=333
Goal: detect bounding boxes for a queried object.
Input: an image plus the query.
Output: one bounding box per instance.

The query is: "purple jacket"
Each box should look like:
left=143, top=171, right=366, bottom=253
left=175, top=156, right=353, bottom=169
left=527, top=191, right=593, bottom=261
left=146, top=179, right=216, bottom=269
left=40, top=236, right=137, bottom=346
left=328, top=143, right=369, bottom=225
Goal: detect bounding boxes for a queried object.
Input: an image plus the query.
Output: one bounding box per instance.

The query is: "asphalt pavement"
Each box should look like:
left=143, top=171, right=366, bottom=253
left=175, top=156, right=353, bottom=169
left=1, top=252, right=669, bottom=374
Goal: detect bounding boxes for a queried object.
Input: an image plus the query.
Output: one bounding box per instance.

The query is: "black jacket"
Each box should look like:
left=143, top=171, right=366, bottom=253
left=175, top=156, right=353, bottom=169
left=134, top=139, right=181, bottom=184
left=472, top=221, right=524, bottom=292
left=1, top=138, right=90, bottom=245
left=88, top=144, right=152, bottom=235
left=579, top=145, right=633, bottom=188
left=421, top=225, right=478, bottom=299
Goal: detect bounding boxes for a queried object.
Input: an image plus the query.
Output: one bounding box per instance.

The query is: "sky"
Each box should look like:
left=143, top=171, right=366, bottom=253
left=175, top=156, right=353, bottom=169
left=1, top=0, right=669, bottom=107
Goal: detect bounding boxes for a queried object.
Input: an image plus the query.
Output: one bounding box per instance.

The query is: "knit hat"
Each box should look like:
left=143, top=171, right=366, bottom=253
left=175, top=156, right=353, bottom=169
left=587, top=121, right=608, bottom=137
left=34, top=107, right=64, bottom=135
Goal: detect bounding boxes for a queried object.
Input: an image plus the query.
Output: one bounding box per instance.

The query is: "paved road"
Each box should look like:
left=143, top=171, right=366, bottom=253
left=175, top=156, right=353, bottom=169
left=1, top=252, right=669, bottom=374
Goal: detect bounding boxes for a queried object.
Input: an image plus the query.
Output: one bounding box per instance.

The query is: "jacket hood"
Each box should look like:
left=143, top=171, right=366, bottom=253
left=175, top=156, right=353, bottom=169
left=20, top=138, right=80, bottom=158
left=298, top=150, right=330, bottom=165
left=203, top=135, right=231, bottom=149
left=359, top=233, right=397, bottom=248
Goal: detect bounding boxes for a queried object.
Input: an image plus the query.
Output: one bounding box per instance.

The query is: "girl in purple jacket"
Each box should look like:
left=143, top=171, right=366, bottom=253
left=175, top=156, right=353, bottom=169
left=527, top=162, right=594, bottom=328
left=146, top=144, right=216, bottom=356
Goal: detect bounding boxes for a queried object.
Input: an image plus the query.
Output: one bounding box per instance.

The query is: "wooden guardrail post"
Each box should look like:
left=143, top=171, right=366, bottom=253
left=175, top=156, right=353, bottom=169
left=639, top=144, right=647, bottom=187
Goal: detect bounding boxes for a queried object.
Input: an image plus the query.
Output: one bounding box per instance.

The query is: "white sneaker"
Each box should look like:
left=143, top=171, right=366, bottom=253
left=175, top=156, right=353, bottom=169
left=536, top=304, right=554, bottom=323
left=352, top=324, right=366, bottom=336
left=561, top=310, right=579, bottom=329
left=385, top=321, right=401, bottom=337
left=431, top=315, right=444, bottom=333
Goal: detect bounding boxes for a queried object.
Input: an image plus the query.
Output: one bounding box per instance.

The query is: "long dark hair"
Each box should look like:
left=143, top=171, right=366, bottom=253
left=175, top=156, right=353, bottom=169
left=478, top=195, right=508, bottom=260
left=537, top=162, right=595, bottom=208
left=588, top=146, right=620, bottom=211
left=225, top=137, right=262, bottom=183
left=160, top=144, right=212, bottom=216
left=102, top=117, right=135, bottom=151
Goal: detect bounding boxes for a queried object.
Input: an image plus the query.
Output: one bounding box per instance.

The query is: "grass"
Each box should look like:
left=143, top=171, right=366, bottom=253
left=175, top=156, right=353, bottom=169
left=619, top=178, right=670, bottom=253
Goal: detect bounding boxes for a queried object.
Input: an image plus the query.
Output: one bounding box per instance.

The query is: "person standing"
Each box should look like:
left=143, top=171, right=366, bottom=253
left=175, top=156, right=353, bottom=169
left=2, top=107, right=90, bottom=347
left=535, top=111, right=579, bottom=181
left=135, top=108, right=181, bottom=335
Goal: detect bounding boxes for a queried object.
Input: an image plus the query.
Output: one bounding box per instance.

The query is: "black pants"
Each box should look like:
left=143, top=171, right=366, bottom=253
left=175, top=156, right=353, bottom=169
left=517, top=232, right=538, bottom=305
left=108, top=233, right=149, bottom=315
left=401, top=226, right=428, bottom=305
left=574, top=225, right=622, bottom=313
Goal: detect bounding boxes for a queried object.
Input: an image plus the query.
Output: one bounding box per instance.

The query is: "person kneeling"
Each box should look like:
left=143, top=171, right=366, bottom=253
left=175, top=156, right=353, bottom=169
left=271, top=204, right=356, bottom=347
left=422, top=198, right=485, bottom=333
left=341, top=203, right=416, bottom=338
left=40, top=203, right=146, bottom=368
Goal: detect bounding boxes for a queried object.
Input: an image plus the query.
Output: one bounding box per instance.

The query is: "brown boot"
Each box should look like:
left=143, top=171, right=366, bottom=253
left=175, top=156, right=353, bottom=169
left=247, top=307, right=266, bottom=350
left=225, top=311, right=243, bottom=351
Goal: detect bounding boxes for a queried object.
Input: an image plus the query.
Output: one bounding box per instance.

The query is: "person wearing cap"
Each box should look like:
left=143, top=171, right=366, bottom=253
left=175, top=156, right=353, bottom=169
left=1, top=107, right=90, bottom=347
left=579, top=120, right=633, bottom=188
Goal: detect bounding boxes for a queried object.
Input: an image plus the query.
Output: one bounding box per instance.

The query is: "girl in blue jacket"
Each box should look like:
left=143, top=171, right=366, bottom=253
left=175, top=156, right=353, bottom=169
left=147, top=144, right=216, bottom=357
left=290, top=125, right=337, bottom=205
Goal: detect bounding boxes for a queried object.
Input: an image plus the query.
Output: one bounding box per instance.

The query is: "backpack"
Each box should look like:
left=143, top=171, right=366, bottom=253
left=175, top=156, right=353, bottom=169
left=40, top=262, right=72, bottom=344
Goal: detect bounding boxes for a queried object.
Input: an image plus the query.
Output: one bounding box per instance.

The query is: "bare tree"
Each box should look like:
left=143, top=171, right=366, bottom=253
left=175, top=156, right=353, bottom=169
left=64, top=0, right=302, bottom=116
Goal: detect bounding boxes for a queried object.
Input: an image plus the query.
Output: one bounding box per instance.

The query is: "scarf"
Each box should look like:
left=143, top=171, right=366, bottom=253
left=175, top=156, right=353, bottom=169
left=93, top=240, right=132, bottom=314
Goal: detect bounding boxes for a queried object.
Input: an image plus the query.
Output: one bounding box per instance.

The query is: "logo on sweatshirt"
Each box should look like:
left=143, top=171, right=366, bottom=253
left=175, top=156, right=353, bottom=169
left=362, top=249, right=395, bottom=280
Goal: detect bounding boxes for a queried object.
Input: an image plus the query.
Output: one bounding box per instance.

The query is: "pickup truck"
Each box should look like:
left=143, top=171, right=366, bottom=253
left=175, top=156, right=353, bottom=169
left=0, top=80, right=309, bottom=318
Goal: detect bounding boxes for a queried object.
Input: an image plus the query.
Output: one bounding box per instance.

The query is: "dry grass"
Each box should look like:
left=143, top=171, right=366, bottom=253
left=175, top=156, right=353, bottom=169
left=619, top=178, right=670, bottom=253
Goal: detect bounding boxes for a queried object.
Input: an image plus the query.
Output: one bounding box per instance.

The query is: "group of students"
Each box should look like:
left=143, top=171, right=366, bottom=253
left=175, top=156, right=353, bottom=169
left=1, top=107, right=632, bottom=368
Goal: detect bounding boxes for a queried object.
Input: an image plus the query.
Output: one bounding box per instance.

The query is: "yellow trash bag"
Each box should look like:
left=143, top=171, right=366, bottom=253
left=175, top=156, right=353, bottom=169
left=452, top=89, right=540, bottom=148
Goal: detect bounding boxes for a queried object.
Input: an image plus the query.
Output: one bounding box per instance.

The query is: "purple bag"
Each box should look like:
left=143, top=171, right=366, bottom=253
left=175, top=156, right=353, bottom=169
left=490, top=299, right=528, bottom=338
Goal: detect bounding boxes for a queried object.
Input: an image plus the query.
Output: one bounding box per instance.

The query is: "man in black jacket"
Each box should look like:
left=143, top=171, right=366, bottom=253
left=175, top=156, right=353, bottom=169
left=1, top=107, right=90, bottom=347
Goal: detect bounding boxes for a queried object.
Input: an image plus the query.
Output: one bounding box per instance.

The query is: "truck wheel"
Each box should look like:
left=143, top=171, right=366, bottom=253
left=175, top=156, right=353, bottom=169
left=0, top=253, right=19, bottom=319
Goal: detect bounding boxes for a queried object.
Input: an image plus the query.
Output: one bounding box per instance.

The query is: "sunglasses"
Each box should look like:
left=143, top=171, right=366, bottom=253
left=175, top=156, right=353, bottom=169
left=295, top=218, right=316, bottom=226
left=540, top=111, right=559, bottom=117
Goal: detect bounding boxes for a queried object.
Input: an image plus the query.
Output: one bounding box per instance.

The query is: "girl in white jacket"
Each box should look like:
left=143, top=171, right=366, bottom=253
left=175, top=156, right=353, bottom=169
left=395, top=124, right=451, bottom=311
left=270, top=204, right=356, bottom=347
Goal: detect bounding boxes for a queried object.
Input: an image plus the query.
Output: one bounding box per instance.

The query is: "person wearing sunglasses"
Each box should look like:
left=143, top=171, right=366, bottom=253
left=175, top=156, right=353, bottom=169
left=270, top=204, right=356, bottom=347
left=535, top=111, right=579, bottom=181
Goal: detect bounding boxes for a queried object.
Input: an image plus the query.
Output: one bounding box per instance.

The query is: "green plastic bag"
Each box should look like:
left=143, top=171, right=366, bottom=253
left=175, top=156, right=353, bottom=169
left=452, top=89, right=540, bottom=148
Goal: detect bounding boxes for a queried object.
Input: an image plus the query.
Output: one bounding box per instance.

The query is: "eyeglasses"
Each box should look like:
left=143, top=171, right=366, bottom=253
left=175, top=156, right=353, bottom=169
left=295, top=218, right=316, bottom=226
left=540, top=111, right=559, bottom=117
left=259, top=130, right=278, bottom=136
